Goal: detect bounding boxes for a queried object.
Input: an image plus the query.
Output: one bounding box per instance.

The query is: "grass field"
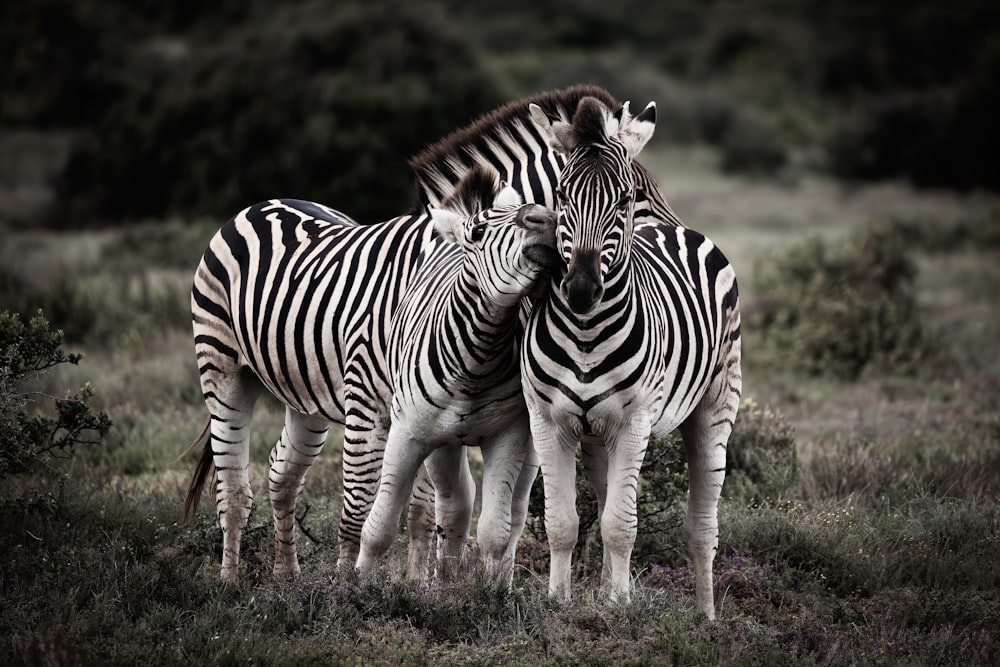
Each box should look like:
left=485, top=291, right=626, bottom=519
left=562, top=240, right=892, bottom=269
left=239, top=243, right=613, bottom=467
left=2, top=145, right=999, bottom=665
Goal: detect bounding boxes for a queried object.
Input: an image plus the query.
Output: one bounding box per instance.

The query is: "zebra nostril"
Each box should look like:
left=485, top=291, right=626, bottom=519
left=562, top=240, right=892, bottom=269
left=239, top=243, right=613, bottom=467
left=518, top=204, right=557, bottom=229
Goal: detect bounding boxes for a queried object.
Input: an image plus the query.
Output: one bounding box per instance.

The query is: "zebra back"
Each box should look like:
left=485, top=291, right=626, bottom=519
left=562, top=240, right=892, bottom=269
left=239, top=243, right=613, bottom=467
left=408, top=84, right=682, bottom=227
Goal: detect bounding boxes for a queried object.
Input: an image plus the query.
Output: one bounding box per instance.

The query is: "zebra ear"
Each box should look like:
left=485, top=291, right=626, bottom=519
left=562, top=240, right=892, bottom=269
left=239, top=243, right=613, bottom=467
left=529, top=103, right=575, bottom=154
left=617, top=101, right=656, bottom=159
left=494, top=181, right=523, bottom=208
left=429, top=206, right=465, bottom=245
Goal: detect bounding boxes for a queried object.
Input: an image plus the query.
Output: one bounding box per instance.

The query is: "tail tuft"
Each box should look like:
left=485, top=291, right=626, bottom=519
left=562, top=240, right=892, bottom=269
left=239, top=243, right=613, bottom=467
left=181, top=417, right=214, bottom=524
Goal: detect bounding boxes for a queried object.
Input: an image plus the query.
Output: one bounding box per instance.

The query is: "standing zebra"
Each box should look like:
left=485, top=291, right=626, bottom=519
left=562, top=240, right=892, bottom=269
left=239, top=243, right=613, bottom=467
left=356, top=168, right=558, bottom=584
left=406, top=85, right=737, bottom=615
left=184, top=171, right=519, bottom=581
left=519, top=97, right=742, bottom=619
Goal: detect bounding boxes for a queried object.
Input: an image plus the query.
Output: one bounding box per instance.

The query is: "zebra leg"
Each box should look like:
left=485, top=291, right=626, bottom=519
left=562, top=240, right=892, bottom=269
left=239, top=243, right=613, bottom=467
left=580, top=436, right=610, bottom=588
left=679, top=398, right=737, bottom=620
left=477, top=426, right=532, bottom=585
left=679, top=316, right=741, bottom=621
left=268, top=407, right=329, bottom=578
left=337, top=389, right=387, bottom=568
left=405, top=463, right=438, bottom=580
left=422, top=444, right=475, bottom=580
left=600, top=427, right=650, bottom=604
left=531, top=416, right=580, bottom=601
left=356, top=427, right=429, bottom=575
left=501, top=445, right=540, bottom=587
left=205, top=369, right=262, bottom=583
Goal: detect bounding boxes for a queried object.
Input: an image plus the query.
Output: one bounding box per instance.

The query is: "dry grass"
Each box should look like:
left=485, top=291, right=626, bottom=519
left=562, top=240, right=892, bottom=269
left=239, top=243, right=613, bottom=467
left=3, top=149, right=1000, bottom=665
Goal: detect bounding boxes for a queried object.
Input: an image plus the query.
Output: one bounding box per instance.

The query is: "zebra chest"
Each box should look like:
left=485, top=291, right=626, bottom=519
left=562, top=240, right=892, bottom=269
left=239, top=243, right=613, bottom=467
left=393, top=377, right=526, bottom=447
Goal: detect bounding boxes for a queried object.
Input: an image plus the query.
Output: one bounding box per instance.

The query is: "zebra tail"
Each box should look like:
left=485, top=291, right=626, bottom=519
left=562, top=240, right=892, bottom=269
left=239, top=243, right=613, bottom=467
left=181, top=417, right=214, bottom=524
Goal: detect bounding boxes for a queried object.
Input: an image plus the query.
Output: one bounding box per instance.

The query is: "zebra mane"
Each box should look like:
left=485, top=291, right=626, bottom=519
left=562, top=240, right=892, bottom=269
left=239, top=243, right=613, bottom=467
left=567, top=96, right=618, bottom=149
left=438, top=165, right=500, bottom=219
left=409, top=84, right=620, bottom=206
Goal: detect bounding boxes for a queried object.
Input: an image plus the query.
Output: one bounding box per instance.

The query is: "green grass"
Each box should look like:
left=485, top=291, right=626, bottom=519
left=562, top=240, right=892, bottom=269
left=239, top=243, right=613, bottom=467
left=3, top=155, right=1000, bottom=664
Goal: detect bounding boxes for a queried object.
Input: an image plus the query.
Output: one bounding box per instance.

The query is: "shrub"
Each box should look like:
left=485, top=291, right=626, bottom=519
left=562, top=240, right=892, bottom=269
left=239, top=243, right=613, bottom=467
left=750, top=223, right=928, bottom=378
left=724, top=398, right=800, bottom=505
left=0, top=310, right=111, bottom=479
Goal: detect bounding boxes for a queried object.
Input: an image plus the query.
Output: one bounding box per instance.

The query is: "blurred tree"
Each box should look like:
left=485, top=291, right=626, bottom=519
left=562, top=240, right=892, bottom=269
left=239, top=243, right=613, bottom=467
left=5, top=0, right=1000, bottom=227
left=54, top=0, right=504, bottom=224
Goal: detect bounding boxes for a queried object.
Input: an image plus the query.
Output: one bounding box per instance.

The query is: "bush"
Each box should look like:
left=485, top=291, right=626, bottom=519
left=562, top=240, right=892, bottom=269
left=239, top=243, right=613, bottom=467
left=0, top=310, right=111, bottom=479
left=716, top=108, right=788, bottom=175
left=724, top=398, right=800, bottom=505
left=750, top=223, right=929, bottom=378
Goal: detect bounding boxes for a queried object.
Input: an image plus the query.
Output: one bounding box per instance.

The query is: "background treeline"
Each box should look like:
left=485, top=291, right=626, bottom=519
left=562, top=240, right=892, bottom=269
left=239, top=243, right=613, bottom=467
left=2, top=0, right=998, bottom=226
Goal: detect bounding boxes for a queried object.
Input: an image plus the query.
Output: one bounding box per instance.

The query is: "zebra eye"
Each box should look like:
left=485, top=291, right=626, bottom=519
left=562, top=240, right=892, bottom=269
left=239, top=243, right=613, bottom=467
left=470, top=224, right=486, bottom=243
left=617, top=194, right=631, bottom=211
left=555, top=189, right=568, bottom=206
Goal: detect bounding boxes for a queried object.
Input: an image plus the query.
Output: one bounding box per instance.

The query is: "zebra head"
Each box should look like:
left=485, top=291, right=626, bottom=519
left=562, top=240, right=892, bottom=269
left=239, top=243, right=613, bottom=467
left=431, top=166, right=559, bottom=307
left=529, top=96, right=656, bottom=314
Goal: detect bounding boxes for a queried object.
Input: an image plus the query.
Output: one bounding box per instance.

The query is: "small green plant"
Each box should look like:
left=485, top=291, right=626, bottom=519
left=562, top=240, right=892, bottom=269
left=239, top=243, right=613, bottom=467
left=724, top=398, right=800, bottom=505
left=0, top=309, right=111, bottom=479
left=750, top=223, right=929, bottom=378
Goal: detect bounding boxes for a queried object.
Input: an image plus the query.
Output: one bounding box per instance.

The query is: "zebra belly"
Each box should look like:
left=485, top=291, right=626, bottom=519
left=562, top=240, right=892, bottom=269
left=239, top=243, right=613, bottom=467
left=392, top=383, right=527, bottom=448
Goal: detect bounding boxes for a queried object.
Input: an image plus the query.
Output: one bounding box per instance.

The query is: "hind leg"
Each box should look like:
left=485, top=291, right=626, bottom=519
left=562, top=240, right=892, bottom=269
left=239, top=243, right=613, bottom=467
left=423, top=445, right=475, bottom=579
left=580, top=437, right=611, bottom=589
left=204, top=367, right=262, bottom=582
left=406, top=464, right=438, bottom=580
left=501, top=445, right=539, bottom=587
left=269, top=407, right=329, bottom=577
left=679, top=349, right=741, bottom=619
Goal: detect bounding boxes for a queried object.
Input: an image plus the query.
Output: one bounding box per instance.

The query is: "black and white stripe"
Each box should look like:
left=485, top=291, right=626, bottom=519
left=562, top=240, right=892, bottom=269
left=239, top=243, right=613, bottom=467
left=521, top=97, right=742, bottom=619
left=185, top=196, right=452, bottom=581
left=356, top=167, right=558, bottom=584
left=409, top=84, right=682, bottom=229
left=405, top=86, right=739, bottom=616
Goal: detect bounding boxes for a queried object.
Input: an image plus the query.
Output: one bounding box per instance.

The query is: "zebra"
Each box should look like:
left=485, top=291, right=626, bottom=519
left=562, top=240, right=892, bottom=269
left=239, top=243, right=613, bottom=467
left=409, top=84, right=681, bottom=232
left=356, top=167, right=559, bottom=584
left=517, top=96, right=742, bottom=619
left=183, top=170, right=519, bottom=582
left=406, top=85, right=738, bottom=613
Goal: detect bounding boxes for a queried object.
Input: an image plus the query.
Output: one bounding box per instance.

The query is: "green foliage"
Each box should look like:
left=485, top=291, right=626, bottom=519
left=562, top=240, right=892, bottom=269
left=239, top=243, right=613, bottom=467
left=750, top=223, right=929, bottom=378
left=819, top=1, right=1000, bottom=190
left=0, top=310, right=111, bottom=479
left=724, top=399, right=800, bottom=505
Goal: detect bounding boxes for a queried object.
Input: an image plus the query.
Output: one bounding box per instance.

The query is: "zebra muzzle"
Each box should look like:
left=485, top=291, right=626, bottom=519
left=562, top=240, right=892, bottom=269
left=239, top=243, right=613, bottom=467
left=560, top=248, right=604, bottom=314
left=516, top=204, right=557, bottom=231
left=519, top=204, right=560, bottom=269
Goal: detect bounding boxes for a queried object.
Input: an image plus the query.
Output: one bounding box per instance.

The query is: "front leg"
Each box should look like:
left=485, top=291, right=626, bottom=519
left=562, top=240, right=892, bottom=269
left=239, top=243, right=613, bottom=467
left=529, top=411, right=579, bottom=601
left=337, top=389, right=387, bottom=568
left=356, top=424, right=429, bottom=575
left=600, top=422, right=652, bottom=604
